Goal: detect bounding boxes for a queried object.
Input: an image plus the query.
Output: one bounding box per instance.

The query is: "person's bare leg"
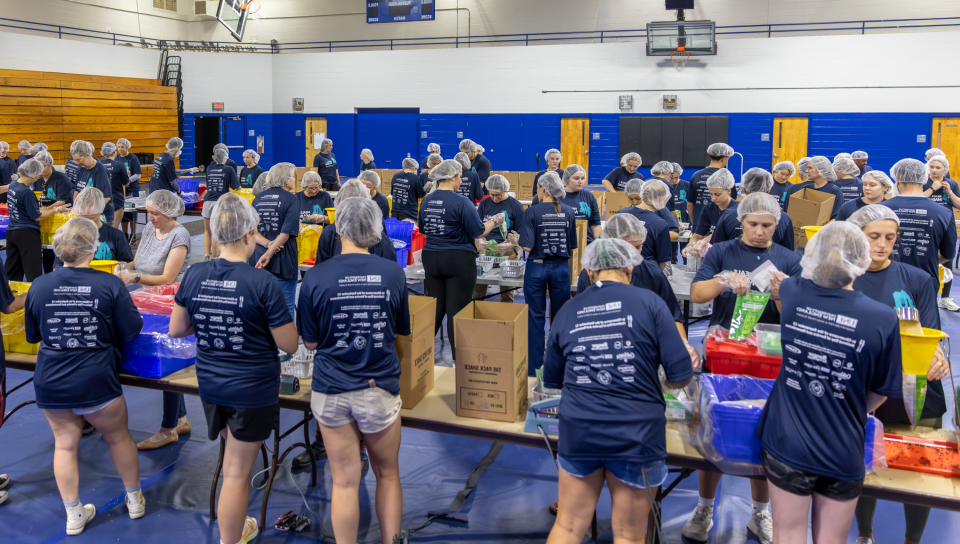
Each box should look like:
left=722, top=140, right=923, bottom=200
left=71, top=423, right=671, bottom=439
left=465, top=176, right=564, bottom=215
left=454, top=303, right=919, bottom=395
left=203, top=218, right=212, bottom=257
left=216, top=428, right=262, bottom=544
left=606, top=472, right=653, bottom=544
left=43, top=409, right=84, bottom=502
left=547, top=467, right=605, bottom=544
left=751, top=478, right=770, bottom=502
left=113, top=209, right=124, bottom=229
left=699, top=470, right=722, bottom=499
left=320, top=421, right=363, bottom=544
left=811, top=492, right=858, bottom=544
left=769, top=482, right=812, bottom=544
left=83, top=397, right=139, bottom=487
left=362, top=416, right=403, bottom=544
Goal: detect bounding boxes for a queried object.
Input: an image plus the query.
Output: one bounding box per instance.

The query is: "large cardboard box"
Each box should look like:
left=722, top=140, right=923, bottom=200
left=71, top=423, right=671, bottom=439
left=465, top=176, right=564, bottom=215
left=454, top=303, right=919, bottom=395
left=517, top=172, right=537, bottom=201
left=589, top=189, right=607, bottom=218
left=396, top=296, right=436, bottom=409
left=491, top=171, right=521, bottom=192
left=375, top=169, right=399, bottom=196
left=787, top=188, right=836, bottom=248
left=454, top=302, right=529, bottom=423
left=568, top=219, right=589, bottom=286
left=605, top=191, right=632, bottom=219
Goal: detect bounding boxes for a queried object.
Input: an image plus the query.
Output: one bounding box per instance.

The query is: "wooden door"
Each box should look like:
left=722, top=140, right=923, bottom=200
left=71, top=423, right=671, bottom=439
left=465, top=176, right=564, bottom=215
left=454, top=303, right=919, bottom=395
left=932, top=117, right=960, bottom=173
left=561, top=117, right=590, bottom=177
left=772, top=117, right=808, bottom=183
left=305, top=116, right=327, bottom=167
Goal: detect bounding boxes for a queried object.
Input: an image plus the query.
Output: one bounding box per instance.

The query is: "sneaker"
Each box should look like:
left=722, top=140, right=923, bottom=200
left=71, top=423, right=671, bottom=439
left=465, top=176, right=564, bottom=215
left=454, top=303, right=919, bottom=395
left=0, top=474, right=9, bottom=490
left=126, top=490, right=145, bottom=519
left=681, top=504, right=714, bottom=542
left=747, top=509, right=773, bottom=544
left=240, top=516, right=259, bottom=543
left=940, top=297, right=960, bottom=311
left=855, top=538, right=874, bottom=544
left=66, top=504, right=96, bottom=535
left=292, top=440, right=327, bottom=470
left=360, top=447, right=370, bottom=475
left=0, top=490, right=7, bottom=506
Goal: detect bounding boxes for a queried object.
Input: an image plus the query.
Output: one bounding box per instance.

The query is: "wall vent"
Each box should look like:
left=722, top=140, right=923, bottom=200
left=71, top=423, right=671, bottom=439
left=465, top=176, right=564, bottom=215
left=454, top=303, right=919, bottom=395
left=195, top=1, right=206, bottom=15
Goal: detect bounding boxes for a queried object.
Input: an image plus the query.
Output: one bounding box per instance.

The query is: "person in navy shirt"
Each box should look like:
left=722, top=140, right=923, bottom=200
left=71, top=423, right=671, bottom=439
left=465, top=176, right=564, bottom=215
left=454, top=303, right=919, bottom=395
left=852, top=150, right=873, bottom=178
left=69, top=140, right=114, bottom=219
left=391, top=158, right=426, bottom=222
left=531, top=164, right=602, bottom=243
left=473, top=175, right=524, bottom=302
left=791, top=156, right=846, bottom=219
left=757, top=222, right=901, bottom=544
left=454, top=153, right=484, bottom=202
left=464, top=140, right=492, bottom=187
left=64, top=157, right=81, bottom=191
left=419, top=154, right=441, bottom=191
left=418, top=159, right=504, bottom=360
left=6, top=160, right=70, bottom=282
left=688, top=168, right=738, bottom=246
left=666, top=162, right=691, bottom=222
left=687, top=143, right=735, bottom=229
left=783, top=157, right=811, bottom=212
left=544, top=238, right=693, bottom=544
left=770, top=161, right=796, bottom=211
left=34, top=151, right=73, bottom=206
left=239, top=150, right=264, bottom=189
left=711, top=169, right=795, bottom=251
left=535, top=148, right=564, bottom=185
left=15, top=140, right=33, bottom=166
left=149, top=137, right=197, bottom=194
left=248, top=163, right=301, bottom=320
left=316, top=181, right=397, bottom=264
left=116, top=138, right=143, bottom=238
left=359, top=148, right=377, bottom=172
left=520, top=172, right=578, bottom=375
left=27, top=217, right=146, bottom=534
left=100, top=143, right=129, bottom=228
left=922, top=154, right=958, bottom=209
left=358, top=170, right=390, bottom=221
left=53, top=188, right=134, bottom=270
left=0, top=141, right=17, bottom=204
left=200, top=146, right=242, bottom=259
left=833, top=157, right=864, bottom=203
left=836, top=170, right=893, bottom=222
left=602, top=152, right=644, bottom=192
left=422, top=143, right=440, bottom=172
left=171, top=193, right=299, bottom=544
left=312, top=138, right=341, bottom=190
left=296, top=170, right=334, bottom=224
left=617, top=179, right=672, bottom=268
left=214, top=143, right=239, bottom=172
left=648, top=161, right=676, bottom=213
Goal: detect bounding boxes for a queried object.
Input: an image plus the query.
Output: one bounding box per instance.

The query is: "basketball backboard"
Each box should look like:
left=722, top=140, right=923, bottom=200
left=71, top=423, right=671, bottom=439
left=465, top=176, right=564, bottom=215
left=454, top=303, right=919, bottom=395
left=646, top=21, right=716, bottom=56
left=217, top=0, right=249, bottom=41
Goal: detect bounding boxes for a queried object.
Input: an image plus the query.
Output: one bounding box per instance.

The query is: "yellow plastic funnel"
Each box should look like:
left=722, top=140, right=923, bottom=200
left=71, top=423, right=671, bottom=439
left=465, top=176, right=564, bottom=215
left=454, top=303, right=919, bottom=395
left=900, top=327, right=947, bottom=375
left=89, top=260, right=118, bottom=273
left=325, top=207, right=335, bottom=224
left=803, top=226, right=823, bottom=240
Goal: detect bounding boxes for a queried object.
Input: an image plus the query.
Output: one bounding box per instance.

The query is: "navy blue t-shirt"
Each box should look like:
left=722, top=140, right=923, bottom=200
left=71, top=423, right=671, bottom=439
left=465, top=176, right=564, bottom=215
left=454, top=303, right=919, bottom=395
left=519, top=202, right=578, bottom=260
left=76, top=161, right=115, bottom=218
left=616, top=207, right=672, bottom=264
left=175, top=260, right=293, bottom=408
left=247, top=187, right=300, bottom=281
left=790, top=181, right=845, bottom=219
left=316, top=224, right=397, bottom=264
left=41, top=171, right=74, bottom=205
left=667, top=179, right=691, bottom=223
left=204, top=163, right=241, bottom=202
left=603, top=166, right=644, bottom=191
left=836, top=197, right=872, bottom=222
left=834, top=178, right=864, bottom=203
left=7, top=181, right=41, bottom=231
left=0, top=156, right=16, bottom=203
left=534, top=169, right=564, bottom=186
left=656, top=206, right=680, bottom=233
left=0, top=264, right=15, bottom=376
left=757, top=277, right=902, bottom=480
left=239, top=165, right=264, bottom=189
left=17, top=154, right=34, bottom=167
left=477, top=196, right=525, bottom=244
left=116, top=153, right=142, bottom=195
left=576, top=260, right=683, bottom=323
left=686, top=167, right=719, bottom=229
left=312, top=152, right=339, bottom=188
left=54, top=223, right=134, bottom=270
left=418, top=171, right=433, bottom=190
left=693, top=239, right=803, bottom=329
left=532, top=189, right=602, bottom=243
left=296, top=190, right=334, bottom=222
left=769, top=180, right=792, bottom=211
left=298, top=254, right=411, bottom=395
left=458, top=171, right=484, bottom=202
left=101, top=158, right=128, bottom=204
left=64, top=159, right=81, bottom=191
left=418, top=190, right=485, bottom=253
left=391, top=172, right=426, bottom=218
left=882, top=196, right=957, bottom=288
left=372, top=191, right=390, bottom=221
left=26, top=267, right=143, bottom=409
left=710, top=208, right=795, bottom=251
left=923, top=178, right=960, bottom=210
left=360, top=161, right=377, bottom=172
left=149, top=152, right=179, bottom=194
left=543, top=281, right=693, bottom=463
left=695, top=199, right=739, bottom=237
left=470, top=154, right=492, bottom=185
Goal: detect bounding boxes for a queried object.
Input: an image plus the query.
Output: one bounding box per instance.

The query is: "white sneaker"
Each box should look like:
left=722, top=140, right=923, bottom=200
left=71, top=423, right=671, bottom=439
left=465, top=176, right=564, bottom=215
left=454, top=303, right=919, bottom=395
left=682, top=504, right=714, bottom=541
left=0, top=490, right=7, bottom=505
left=855, top=538, right=874, bottom=544
left=747, top=509, right=773, bottom=544
left=0, top=474, right=9, bottom=490
left=66, top=504, right=96, bottom=536
left=939, top=297, right=960, bottom=311
left=126, top=490, right=145, bottom=519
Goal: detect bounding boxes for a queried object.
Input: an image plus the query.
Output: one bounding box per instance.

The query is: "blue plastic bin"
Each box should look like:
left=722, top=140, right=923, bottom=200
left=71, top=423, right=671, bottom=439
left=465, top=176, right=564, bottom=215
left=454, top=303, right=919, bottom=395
left=385, top=218, right=414, bottom=243
left=395, top=248, right=409, bottom=268
left=699, top=374, right=774, bottom=465
left=120, top=314, right=196, bottom=379
left=179, top=179, right=200, bottom=194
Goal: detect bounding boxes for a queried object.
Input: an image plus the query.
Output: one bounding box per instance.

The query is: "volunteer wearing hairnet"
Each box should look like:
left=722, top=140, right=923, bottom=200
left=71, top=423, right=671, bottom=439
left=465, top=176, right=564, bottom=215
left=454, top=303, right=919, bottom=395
left=423, top=143, right=440, bottom=170
left=252, top=172, right=269, bottom=196
left=602, top=152, right=644, bottom=192
left=543, top=238, right=693, bottom=544
left=71, top=140, right=114, bottom=220
left=0, top=257, right=25, bottom=507
left=688, top=168, right=738, bottom=245
left=170, top=193, right=299, bottom=544
left=298, top=197, right=409, bottom=544
left=213, top=143, right=238, bottom=171
left=359, top=148, right=377, bottom=172
left=925, top=148, right=945, bottom=162
left=687, top=143, right=736, bottom=229
left=666, top=162, right=690, bottom=223
left=419, top=154, right=442, bottom=190
left=0, top=141, right=17, bottom=203
left=464, top=140, right=492, bottom=188
left=648, top=160, right=675, bottom=203
left=26, top=217, right=145, bottom=535
left=16, top=140, right=33, bottom=166
left=313, top=139, right=340, bottom=190
left=391, top=158, right=425, bottom=222
left=297, top=171, right=334, bottom=224
left=239, top=150, right=264, bottom=189
left=34, top=151, right=72, bottom=207
left=846, top=204, right=948, bottom=544
left=770, top=161, right=796, bottom=211
left=531, top=165, right=602, bottom=243
left=710, top=170, right=795, bottom=251
left=6, top=159, right=70, bottom=282
left=316, top=180, right=397, bottom=265
left=535, top=148, right=563, bottom=185
left=149, top=137, right=198, bottom=194
left=791, top=155, right=846, bottom=220
left=836, top=171, right=893, bottom=221
left=756, top=222, right=901, bottom=544
left=116, top=139, right=142, bottom=195
left=100, top=143, right=129, bottom=228
left=454, top=152, right=484, bottom=202
left=833, top=157, right=864, bottom=202
left=616, top=179, right=672, bottom=269
left=358, top=170, right=390, bottom=220
left=922, top=154, right=959, bottom=209
left=53, top=187, right=134, bottom=269
left=418, top=159, right=504, bottom=360
left=473, top=174, right=524, bottom=302
left=851, top=150, right=872, bottom=177
left=520, top=172, right=577, bottom=375
left=202, top=146, right=242, bottom=259
left=246, top=163, right=300, bottom=320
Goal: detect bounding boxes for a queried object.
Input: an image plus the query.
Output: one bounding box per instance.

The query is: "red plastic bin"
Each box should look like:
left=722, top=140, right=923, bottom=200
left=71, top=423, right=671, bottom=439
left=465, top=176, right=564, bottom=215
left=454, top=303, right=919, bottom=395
left=0, top=204, right=8, bottom=216
left=705, top=336, right=783, bottom=379
left=408, top=229, right=425, bottom=265
left=884, top=434, right=960, bottom=477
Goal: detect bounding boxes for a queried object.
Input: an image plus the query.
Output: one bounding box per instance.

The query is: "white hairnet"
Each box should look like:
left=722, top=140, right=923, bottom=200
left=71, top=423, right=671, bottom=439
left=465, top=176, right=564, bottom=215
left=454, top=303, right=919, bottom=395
left=34, top=151, right=54, bottom=165
left=862, top=170, right=894, bottom=192
left=741, top=167, right=773, bottom=194
left=320, top=139, right=332, bottom=151
left=476, top=145, right=485, bottom=154
left=357, top=170, right=381, bottom=189
left=18, top=140, right=31, bottom=149
left=213, top=143, right=228, bottom=152
left=602, top=213, right=647, bottom=244
left=486, top=174, right=510, bottom=193
left=890, top=158, right=927, bottom=185
left=624, top=178, right=643, bottom=197
left=847, top=204, right=900, bottom=230
left=28, top=143, right=47, bottom=155
left=620, top=152, right=642, bottom=166
left=211, top=192, right=260, bottom=244
left=427, top=143, right=440, bottom=153
left=562, top=164, right=586, bottom=184
left=651, top=161, right=673, bottom=177
left=334, top=179, right=371, bottom=209
left=706, top=168, right=735, bottom=190
left=736, top=192, right=781, bottom=222
left=538, top=171, right=565, bottom=201
left=545, top=148, right=561, bottom=160
left=833, top=157, right=860, bottom=176
left=0, top=141, right=8, bottom=151
left=797, top=157, right=811, bottom=181
left=70, top=140, right=94, bottom=157
left=267, top=163, right=295, bottom=188
left=252, top=173, right=270, bottom=196
left=641, top=179, right=671, bottom=209
left=53, top=217, right=99, bottom=264
left=427, top=153, right=442, bottom=166
left=100, top=142, right=117, bottom=157
left=74, top=187, right=105, bottom=216
left=361, top=148, right=374, bottom=161
left=773, top=161, right=796, bottom=176
left=116, top=138, right=131, bottom=148
left=800, top=221, right=870, bottom=289
left=926, top=148, right=945, bottom=159
left=459, top=139, right=475, bottom=152
left=581, top=238, right=644, bottom=272
left=243, top=149, right=260, bottom=164
left=672, top=162, right=683, bottom=175
left=454, top=152, right=472, bottom=171
left=834, top=153, right=853, bottom=161
left=428, top=159, right=463, bottom=182
left=851, top=151, right=868, bottom=160
left=17, top=158, right=43, bottom=179
left=336, top=198, right=383, bottom=248
left=212, top=147, right=229, bottom=163
left=928, top=155, right=950, bottom=170
left=146, top=189, right=185, bottom=218
left=166, top=137, right=183, bottom=151
left=707, top=143, right=734, bottom=158
left=301, top=171, right=321, bottom=187
left=807, top=156, right=838, bottom=182
left=402, top=157, right=420, bottom=170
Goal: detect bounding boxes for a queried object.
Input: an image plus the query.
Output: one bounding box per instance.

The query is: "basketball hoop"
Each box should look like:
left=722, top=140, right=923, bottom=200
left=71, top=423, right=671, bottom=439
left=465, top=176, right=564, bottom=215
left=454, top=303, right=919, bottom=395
left=671, top=45, right=690, bottom=72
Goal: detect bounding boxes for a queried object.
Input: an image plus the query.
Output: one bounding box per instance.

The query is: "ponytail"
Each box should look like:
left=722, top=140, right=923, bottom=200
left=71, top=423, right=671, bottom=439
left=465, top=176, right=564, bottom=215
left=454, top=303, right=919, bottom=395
left=812, top=246, right=855, bottom=288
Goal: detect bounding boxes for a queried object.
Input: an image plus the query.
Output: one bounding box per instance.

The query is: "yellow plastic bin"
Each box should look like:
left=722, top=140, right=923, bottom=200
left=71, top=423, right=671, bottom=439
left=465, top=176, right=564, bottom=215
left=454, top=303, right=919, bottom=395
left=1, top=281, right=38, bottom=354
left=229, top=188, right=255, bottom=204
left=325, top=207, right=335, bottom=224
left=89, top=260, right=119, bottom=273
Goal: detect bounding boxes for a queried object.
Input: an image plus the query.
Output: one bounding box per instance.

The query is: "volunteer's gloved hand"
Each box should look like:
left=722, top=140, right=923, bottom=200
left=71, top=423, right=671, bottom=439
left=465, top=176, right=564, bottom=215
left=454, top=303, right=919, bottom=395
left=683, top=340, right=702, bottom=371
left=492, top=212, right=506, bottom=226
left=308, top=213, right=327, bottom=224
left=475, top=238, right=489, bottom=252
left=495, top=242, right=514, bottom=254
left=928, top=345, right=950, bottom=381
left=714, top=271, right=751, bottom=295
left=117, top=269, right=138, bottom=285
left=769, top=271, right=789, bottom=299
left=507, top=231, right=520, bottom=245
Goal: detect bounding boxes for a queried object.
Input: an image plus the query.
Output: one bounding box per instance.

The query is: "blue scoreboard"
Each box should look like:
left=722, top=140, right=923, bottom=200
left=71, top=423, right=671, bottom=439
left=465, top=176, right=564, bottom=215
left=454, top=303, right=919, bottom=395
left=366, top=1, right=435, bottom=24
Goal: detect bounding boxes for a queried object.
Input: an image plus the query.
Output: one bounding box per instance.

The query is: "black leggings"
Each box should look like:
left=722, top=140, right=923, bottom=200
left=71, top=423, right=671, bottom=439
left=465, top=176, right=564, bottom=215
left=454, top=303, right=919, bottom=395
left=422, top=249, right=477, bottom=354
left=942, top=279, right=952, bottom=298
left=5, top=228, right=42, bottom=282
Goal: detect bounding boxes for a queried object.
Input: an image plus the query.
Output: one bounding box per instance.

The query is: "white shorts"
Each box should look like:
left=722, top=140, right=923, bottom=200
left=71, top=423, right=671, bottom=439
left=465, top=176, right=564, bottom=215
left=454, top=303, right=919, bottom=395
left=311, top=387, right=401, bottom=434
left=65, top=396, right=120, bottom=416
left=201, top=201, right=216, bottom=219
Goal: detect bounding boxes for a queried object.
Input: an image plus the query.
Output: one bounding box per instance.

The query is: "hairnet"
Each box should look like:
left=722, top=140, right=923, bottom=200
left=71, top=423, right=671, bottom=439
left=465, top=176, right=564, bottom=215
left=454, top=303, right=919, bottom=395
left=485, top=174, right=510, bottom=193
left=538, top=171, right=565, bottom=201
left=0, top=142, right=8, bottom=151
left=890, top=158, right=927, bottom=185
left=834, top=153, right=853, bottom=161
left=213, top=143, right=228, bottom=152
left=17, top=158, right=43, bottom=179
left=336, top=198, right=383, bottom=248
left=28, top=143, right=47, bottom=155
left=427, top=153, right=442, bottom=166
left=100, top=142, right=117, bottom=157
left=73, top=187, right=105, bottom=216
left=361, top=148, right=374, bottom=161
left=320, top=139, right=332, bottom=151
left=301, top=170, right=321, bottom=187
left=402, top=157, right=419, bottom=170
left=624, top=178, right=643, bottom=197
left=797, top=157, right=811, bottom=181
left=800, top=221, right=870, bottom=289
left=34, top=151, right=53, bottom=165
left=650, top=161, right=673, bottom=177
left=736, top=192, right=781, bottom=222
left=807, top=156, right=838, bottom=182
left=166, top=137, right=183, bottom=151
left=428, top=159, right=463, bottom=182
left=252, top=173, right=270, bottom=196
left=454, top=152, right=472, bottom=171
left=602, top=213, right=647, bottom=244
left=545, top=148, right=561, bottom=160
left=620, top=152, right=641, bottom=166
left=211, top=192, right=260, bottom=244
left=243, top=149, right=260, bottom=164
left=706, top=168, right=735, bottom=190
left=267, top=162, right=295, bottom=188
left=847, top=204, right=900, bottom=230
left=116, top=138, right=131, bottom=148
left=741, top=167, right=773, bottom=194
left=833, top=157, right=860, bottom=176
left=926, top=148, right=945, bottom=159
left=641, top=179, right=671, bottom=209
left=562, top=164, right=586, bottom=184
left=52, top=217, right=99, bottom=264
left=146, top=189, right=185, bottom=218
left=459, top=139, right=475, bottom=152
left=358, top=170, right=381, bottom=189
left=427, top=143, right=440, bottom=153
left=928, top=155, right=950, bottom=170
left=706, top=143, right=734, bottom=158
left=671, top=162, right=683, bottom=175
left=70, top=140, right=94, bottom=157
left=212, top=147, right=229, bottom=163
left=773, top=161, right=796, bottom=176
left=18, top=140, right=31, bottom=149
left=862, top=170, right=894, bottom=192
left=851, top=151, right=868, bottom=160
left=476, top=145, right=485, bottom=154
left=581, top=238, right=644, bottom=272
left=334, top=179, right=371, bottom=209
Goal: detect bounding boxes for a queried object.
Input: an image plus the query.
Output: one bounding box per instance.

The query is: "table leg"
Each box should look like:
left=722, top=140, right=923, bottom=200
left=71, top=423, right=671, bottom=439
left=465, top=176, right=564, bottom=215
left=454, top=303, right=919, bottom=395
left=683, top=299, right=690, bottom=333
left=260, top=411, right=317, bottom=526
left=1, top=373, right=36, bottom=431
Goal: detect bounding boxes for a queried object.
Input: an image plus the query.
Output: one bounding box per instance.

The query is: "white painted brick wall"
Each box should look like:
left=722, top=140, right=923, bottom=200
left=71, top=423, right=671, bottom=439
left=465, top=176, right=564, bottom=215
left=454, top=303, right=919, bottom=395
left=179, top=50, right=273, bottom=113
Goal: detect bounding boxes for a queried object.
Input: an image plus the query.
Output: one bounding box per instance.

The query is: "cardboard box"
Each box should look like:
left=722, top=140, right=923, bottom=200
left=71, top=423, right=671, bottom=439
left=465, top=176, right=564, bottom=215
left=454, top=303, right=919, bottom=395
left=454, top=301, right=529, bottom=423
left=589, top=189, right=607, bottom=218
left=954, top=208, right=960, bottom=236
left=396, top=296, right=436, bottom=409
left=569, top=219, right=588, bottom=286
left=491, top=171, right=521, bottom=192
left=517, top=172, right=537, bottom=201
left=373, top=169, right=398, bottom=196
left=605, top=191, right=632, bottom=219
left=786, top=188, right=836, bottom=248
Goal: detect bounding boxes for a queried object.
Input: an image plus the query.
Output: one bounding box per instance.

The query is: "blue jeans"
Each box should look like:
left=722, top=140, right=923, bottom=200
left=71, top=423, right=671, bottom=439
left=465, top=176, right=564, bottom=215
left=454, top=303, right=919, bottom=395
left=161, top=392, right=187, bottom=429
left=524, top=259, right=571, bottom=376
left=279, top=279, right=297, bottom=322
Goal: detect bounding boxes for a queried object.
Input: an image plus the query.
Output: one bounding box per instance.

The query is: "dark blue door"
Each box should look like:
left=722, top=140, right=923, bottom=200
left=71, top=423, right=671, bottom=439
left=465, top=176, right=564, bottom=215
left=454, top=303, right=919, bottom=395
left=357, top=113, right=419, bottom=170
left=222, top=116, right=246, bottom=165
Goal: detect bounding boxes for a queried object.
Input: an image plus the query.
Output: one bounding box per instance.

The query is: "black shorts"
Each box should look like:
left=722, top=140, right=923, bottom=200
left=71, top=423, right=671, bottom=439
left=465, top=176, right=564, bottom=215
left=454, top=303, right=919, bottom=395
left=391, top=211, right=417, bottom=222
left=762, top=450, right=863, bottom=501
left=202, top=400, right=279, bottom=442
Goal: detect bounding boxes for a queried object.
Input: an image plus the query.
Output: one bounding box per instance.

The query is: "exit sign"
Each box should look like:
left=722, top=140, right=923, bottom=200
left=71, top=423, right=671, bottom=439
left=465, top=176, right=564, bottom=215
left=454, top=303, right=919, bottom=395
left=212, top=102, right=225, bottom=112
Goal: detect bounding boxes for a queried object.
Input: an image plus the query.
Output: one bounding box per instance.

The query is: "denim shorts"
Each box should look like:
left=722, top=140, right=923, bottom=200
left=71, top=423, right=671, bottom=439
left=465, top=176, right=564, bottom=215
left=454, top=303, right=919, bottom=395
left=311, top=387, right=401, bottom=434
left=557, top=456, right=668, bottom=489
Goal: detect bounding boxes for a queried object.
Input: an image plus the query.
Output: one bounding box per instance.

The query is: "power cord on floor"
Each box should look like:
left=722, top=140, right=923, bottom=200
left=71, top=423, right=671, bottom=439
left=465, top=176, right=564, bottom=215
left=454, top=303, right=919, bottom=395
left=250, top=462, right=336, bottom=541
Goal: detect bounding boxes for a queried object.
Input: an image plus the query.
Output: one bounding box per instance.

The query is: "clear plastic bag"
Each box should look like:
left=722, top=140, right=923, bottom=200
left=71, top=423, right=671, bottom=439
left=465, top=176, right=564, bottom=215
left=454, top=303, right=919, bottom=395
left=864, top=415, right=887, bottom=473
left=129, top=284, right=180, bottom=316
left=707, top=325, right=758, bottom=348
left=0, top=281, right=31, bottom=335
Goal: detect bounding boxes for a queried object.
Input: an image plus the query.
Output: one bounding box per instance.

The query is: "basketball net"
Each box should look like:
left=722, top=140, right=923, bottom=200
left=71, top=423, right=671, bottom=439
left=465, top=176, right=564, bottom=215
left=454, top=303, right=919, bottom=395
left=671, top=45, right=690, bottom=72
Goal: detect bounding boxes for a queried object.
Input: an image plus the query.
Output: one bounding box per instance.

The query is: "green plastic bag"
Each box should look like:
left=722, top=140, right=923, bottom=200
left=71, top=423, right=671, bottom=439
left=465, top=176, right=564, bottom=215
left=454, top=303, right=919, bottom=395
left=729, top=292, right=770, bottom=341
